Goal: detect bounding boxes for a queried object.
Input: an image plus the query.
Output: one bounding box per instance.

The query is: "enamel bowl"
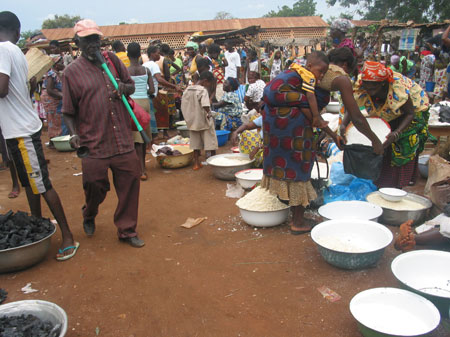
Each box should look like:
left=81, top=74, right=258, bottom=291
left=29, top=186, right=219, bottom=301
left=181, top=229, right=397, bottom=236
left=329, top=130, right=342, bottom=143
left=391, top=250, right=450, bottom=318
left=350, top=287, right=440, bottom=337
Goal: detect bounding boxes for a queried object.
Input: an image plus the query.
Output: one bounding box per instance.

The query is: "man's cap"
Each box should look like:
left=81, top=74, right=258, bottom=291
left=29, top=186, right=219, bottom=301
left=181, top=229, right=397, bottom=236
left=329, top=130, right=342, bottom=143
left=74, top=19, right=103, bottom=37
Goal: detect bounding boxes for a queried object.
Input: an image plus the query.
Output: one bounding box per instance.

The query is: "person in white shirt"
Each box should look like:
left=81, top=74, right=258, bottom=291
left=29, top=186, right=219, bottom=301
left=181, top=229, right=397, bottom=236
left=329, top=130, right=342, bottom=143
left=224, top=41, right=241, bottom=82
left=246, top=49, right=258, bottom=83
left=245, top=71, right=266, bottom=110
left=0, top=11, right=78, bottom=261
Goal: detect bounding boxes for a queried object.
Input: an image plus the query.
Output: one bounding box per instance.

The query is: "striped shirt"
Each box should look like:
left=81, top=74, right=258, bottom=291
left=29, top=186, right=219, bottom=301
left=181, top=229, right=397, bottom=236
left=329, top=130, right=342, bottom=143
left=62, top=52, right=135, bottom=159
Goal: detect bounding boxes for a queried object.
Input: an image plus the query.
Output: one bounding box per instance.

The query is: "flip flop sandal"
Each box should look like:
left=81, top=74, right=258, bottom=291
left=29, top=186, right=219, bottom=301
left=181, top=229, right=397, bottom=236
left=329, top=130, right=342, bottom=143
left=56, top=242, right=80, bottom=261
left=8, top=191, right=19, bottom=199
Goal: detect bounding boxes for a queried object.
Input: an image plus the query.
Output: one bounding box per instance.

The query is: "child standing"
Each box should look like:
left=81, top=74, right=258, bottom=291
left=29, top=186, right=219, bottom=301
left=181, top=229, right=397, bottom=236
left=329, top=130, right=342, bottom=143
left=181, top=71, right=218, bottom=170
left=289, top=51, right=330, bottom=129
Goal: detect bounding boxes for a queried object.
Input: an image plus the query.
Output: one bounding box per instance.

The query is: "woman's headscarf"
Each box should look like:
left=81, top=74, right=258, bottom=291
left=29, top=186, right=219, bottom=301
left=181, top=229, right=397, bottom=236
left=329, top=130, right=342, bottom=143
left=185, top=41, right=199, bottom=51
left=390, top=55, right=400, bottom=65
left=330, top=19, right=354, bottom=33
left=361, top=61, right=394, bottom=83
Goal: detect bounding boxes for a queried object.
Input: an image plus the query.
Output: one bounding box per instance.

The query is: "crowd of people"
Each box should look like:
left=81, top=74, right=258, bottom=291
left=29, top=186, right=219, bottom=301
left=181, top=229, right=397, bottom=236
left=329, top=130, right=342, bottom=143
left=1, top=11, right=449, bottom=262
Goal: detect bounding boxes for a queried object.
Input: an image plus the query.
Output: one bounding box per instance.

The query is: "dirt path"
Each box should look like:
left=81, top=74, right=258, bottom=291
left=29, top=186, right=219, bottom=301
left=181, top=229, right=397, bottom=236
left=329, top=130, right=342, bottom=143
left=0, top=141, right=448, bottom=336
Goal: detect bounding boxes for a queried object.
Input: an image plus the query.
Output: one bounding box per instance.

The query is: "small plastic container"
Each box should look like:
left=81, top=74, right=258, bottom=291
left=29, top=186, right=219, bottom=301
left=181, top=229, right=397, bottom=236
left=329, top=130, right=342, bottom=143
left=216, top=130, right=230, bottom=147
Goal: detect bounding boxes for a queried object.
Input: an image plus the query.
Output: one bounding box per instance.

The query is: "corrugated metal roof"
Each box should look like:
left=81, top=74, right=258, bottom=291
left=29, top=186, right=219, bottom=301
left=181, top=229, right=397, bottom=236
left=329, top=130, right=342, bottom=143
left=351, top=20, right=379, bottom=27
left=42, top=16, right=328, bottom=41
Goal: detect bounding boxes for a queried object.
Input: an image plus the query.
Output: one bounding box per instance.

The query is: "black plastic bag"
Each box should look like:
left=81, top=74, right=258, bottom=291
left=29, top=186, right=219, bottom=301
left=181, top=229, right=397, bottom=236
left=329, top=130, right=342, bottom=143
left=343, top=144, right=383, bottom=181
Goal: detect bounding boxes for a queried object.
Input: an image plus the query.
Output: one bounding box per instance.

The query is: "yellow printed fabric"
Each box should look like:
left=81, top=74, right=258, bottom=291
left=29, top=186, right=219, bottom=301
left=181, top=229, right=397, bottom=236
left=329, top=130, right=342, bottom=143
left=353, top=72, right=429, bottom=122
left=115, top=52, right=130, bottom=68
left=289, top=63, right=316, bottom=93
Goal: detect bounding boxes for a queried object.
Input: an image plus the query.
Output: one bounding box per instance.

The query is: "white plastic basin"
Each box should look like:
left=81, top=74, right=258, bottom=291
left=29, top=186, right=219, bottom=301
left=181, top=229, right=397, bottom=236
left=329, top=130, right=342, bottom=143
left=318, top=201, right=383, bottom=222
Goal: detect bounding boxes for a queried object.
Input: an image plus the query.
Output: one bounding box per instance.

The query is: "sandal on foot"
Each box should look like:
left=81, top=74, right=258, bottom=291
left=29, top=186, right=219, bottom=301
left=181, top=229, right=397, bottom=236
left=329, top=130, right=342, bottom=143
left=56, top=242, right=80, bottom=261
left=8, top=190, right=20, bottom=199
left=140, top=173, right=148, bottom=181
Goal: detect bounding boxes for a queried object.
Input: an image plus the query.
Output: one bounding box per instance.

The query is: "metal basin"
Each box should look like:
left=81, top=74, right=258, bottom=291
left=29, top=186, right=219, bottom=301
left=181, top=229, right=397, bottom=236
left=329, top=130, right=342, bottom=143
left=311, top=219, right=393, bottom=269
left=156, top=145, right=193, bottom=169
left=0, top=226, right=56, bottom=273
left=206, top=154, right=254, bottom=180
left=391, top=250, right=450, bottom=318
left=350, top=288, right=441, bottom=337
left=366, top=191, right=432, bottom=226
left=0, top=300, right=67, bottom=336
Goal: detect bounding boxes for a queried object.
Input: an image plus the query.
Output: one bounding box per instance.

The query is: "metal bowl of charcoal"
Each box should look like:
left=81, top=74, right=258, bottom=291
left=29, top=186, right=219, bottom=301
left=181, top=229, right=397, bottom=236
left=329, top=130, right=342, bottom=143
left=0, top=211, right=57, bottom=273
left=0, top=300, right=67, bottom=336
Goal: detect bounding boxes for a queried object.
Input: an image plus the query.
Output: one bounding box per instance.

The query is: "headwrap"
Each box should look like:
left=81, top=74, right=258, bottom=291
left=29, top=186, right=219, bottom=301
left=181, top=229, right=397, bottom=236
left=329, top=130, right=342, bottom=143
left=420, top=50, right=432, bottom=56
left=203, top=38, right=214, bottom=46
left=330, top=19, right=354, bottom=33
left=390, top=55, right=400, bottom=64
left=226, top=77, right=239, bottom=91
left=185, top=41, right=199, bottom=51
left=361, top=61, right=394, bottom=83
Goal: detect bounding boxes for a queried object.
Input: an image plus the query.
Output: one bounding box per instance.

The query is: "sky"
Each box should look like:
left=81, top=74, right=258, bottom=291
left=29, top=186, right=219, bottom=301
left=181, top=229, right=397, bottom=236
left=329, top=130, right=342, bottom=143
left=5, top=0, right=360, bottom=32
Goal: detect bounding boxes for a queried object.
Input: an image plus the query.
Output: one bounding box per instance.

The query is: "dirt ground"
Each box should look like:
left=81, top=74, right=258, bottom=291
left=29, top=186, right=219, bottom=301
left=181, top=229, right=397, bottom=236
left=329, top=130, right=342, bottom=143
left=0, top=133, right=449, bottom=337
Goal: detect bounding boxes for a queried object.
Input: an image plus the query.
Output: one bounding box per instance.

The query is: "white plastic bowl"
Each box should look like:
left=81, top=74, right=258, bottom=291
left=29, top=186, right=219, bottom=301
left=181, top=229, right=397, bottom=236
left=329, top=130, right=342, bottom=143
left=318, top=201, right=383, bottom=222
left=238, top=207, right=289, bottom=227
left=379, top=187, right=407, bottom=202
left=235, top=169, right=263, bottom=189
left=391, top=250, right=450, bottom=318
left=350, top=287, right=441, bottom=337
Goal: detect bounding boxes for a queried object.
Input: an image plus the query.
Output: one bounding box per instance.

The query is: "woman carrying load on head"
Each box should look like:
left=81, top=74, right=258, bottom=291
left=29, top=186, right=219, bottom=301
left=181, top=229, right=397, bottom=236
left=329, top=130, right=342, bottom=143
left=349, top=61, right=435, bottom=189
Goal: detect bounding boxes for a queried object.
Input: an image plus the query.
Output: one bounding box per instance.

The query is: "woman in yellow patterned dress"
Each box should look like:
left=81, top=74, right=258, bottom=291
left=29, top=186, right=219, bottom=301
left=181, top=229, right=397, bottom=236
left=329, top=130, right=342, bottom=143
left=350, top=61, right=434, bottom=188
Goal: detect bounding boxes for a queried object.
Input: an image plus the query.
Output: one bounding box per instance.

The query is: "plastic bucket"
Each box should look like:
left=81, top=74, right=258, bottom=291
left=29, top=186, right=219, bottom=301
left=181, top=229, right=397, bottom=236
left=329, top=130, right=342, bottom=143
left=216, top=130, right=230, bottom=147
left=425, top=81, right=435, bottom=92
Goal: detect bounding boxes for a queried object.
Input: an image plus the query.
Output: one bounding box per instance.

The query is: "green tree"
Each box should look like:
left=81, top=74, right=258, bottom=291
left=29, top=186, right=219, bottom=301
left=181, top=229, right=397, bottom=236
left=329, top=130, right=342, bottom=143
left=42, top=14, right=82, bottom=29
left=17, top=29, right=41, bottom=49
left=214, top=11, right=235, bottom=20
left=264, top=0, right=317, bottom=17
left=326, top=0, right=450, bottom=23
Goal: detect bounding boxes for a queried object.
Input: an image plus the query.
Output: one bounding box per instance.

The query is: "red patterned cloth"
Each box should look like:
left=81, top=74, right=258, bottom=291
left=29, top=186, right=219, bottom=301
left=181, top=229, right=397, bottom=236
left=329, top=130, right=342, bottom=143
left=375, top=147, right=418, bottom=188
left=361, top=61, right=395, bottom=83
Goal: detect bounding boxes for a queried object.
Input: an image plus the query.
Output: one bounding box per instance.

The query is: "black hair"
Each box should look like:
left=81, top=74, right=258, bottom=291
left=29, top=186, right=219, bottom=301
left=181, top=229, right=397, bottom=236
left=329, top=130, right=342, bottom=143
left=112, top=40, right=124, bottom=52
left=208, top=43, right=221, bottom=55
left=0, top=11, right=20, bottom=32
left=147, top=45, right=159, bottom=56
left=168, top=49, right=175, bottom=56
left=127, top=42, right=141, bottom=59
left=249, top=49, right=257, bottom=58
left=328, top=47, right=355, bottom=69
left=199, top=71, right=215, bottom=82
left=160, top=43, right=171, bottom=55
left=49, top=40, right=59, bottom=47
left=196, top=57, right=210, bottom=70
left=226, top=77, right=239, bottom=91
left=307, top=51, right=329, bottom=65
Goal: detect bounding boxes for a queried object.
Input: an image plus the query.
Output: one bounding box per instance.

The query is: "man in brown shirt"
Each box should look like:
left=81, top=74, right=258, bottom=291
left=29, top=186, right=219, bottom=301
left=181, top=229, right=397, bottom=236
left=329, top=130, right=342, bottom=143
left=62, top=19, right=144, bottom=247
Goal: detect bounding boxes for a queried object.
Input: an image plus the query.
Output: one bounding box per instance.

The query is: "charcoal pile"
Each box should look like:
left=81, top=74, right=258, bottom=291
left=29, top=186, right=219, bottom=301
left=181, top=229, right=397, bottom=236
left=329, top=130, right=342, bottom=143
left=0, top=314, right=61, bottom=337
left=0, top=211, right=55, bottom=250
